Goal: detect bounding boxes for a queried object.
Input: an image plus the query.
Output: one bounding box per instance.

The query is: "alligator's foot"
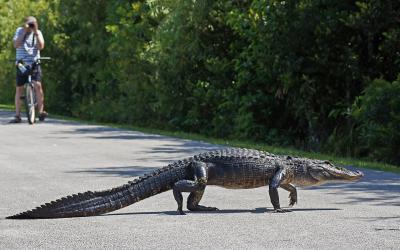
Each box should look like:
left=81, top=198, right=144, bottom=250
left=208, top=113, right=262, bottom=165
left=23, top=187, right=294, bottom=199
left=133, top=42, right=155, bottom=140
left=288, top=193, right=297, bottom=207
left=272, top=208, right=292, bottom=213
left=188, top=205, right=219, bottom=212
left=177, top=209, right=186, bottom=215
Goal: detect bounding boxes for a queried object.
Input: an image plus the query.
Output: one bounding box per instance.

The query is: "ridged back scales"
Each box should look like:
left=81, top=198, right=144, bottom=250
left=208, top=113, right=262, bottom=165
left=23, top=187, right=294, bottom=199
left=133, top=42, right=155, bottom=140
left=199, top=148, right=279, bottom=188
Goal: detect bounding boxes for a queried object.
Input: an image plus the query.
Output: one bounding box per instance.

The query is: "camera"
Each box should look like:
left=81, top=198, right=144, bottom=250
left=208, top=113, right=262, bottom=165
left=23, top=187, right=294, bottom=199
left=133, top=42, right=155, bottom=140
left=28, top=22, right=35, bottom=28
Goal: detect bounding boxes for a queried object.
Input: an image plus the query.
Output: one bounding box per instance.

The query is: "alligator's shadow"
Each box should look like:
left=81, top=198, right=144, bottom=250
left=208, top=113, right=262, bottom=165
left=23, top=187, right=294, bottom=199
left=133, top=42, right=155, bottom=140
left=102, top=207, right=341, bottom=217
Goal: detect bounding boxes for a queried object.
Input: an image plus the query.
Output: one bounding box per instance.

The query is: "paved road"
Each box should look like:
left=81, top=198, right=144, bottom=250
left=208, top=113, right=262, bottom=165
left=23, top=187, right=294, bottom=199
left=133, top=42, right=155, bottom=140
left=0, top=110, right=399, bottom=249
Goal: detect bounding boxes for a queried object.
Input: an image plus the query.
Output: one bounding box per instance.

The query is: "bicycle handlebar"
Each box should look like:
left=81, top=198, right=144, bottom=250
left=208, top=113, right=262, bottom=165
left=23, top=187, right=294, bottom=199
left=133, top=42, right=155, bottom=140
left=15, top=57, right=51, bottom=76
left=10, top=57, right=52, bottom=63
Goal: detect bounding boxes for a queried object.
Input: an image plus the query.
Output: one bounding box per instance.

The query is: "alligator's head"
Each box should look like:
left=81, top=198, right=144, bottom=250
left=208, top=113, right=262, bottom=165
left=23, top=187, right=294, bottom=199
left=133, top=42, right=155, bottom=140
left=291, top=158, right=364, bottom=186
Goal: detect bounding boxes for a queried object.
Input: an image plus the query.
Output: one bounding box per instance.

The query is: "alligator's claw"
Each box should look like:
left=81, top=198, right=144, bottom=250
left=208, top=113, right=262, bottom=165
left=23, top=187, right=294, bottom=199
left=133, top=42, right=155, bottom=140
left=288, top=193, right=297, bottom=207
left=177, top=209, right=186, bottom=215
left=273, top=208, right=292, bottom=213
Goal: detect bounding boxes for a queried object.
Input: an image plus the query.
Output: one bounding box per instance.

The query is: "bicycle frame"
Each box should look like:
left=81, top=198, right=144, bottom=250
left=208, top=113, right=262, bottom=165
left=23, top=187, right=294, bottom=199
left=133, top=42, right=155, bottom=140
left=24, top=73, right=37, bottom=124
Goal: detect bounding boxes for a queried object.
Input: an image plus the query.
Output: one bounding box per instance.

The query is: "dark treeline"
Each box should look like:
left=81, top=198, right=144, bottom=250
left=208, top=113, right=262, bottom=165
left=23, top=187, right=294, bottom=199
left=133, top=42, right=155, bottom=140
left=0, top=0, right=399, bottom=164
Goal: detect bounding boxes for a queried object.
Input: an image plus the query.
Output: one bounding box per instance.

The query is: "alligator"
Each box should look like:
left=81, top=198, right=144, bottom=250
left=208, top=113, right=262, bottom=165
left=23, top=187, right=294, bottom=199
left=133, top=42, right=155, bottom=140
left=6, top=148, right=363, bottom=219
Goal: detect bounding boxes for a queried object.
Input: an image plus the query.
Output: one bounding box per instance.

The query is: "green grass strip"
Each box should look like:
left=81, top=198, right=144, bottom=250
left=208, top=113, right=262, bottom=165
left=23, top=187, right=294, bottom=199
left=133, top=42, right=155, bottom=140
left=0, top=104, right=14, bottom=110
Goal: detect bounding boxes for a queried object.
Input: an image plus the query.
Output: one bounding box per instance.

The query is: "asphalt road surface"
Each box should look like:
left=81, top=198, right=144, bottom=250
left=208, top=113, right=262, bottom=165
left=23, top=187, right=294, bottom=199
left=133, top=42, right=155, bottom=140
left=0, top=110, right=399, bottom=249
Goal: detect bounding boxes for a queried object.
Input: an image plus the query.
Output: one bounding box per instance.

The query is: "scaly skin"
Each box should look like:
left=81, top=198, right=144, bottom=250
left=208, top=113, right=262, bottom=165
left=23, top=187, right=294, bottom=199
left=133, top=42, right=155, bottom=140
left=6, top=148, right=363, bottom=219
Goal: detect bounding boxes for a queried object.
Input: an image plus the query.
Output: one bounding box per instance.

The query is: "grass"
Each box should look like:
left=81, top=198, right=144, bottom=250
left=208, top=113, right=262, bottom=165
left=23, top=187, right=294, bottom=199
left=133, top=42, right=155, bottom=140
left=1, top=104, right=399, bottom=174
left=0, top=104, right=14, bottom=110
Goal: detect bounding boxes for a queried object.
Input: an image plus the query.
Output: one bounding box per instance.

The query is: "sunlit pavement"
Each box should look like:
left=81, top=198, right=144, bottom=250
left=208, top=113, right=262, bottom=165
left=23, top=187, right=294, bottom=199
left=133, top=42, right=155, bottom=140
left=0, top=110, right=399, bottom=249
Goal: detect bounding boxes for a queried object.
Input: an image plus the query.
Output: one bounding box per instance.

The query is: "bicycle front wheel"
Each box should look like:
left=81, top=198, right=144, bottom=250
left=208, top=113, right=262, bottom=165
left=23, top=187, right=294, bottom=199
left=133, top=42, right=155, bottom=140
left=25, top=84, right=36, bottom=124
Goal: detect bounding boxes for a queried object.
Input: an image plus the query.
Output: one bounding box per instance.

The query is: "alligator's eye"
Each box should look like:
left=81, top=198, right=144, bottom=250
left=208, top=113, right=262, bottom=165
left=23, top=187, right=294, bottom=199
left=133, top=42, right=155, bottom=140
left=325, top=161, right=334, bottom=165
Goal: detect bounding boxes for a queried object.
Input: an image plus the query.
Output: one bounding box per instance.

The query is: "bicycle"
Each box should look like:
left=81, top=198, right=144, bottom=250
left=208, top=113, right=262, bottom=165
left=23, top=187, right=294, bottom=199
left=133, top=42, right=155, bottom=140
left=16, top=57, right=51, bottom=124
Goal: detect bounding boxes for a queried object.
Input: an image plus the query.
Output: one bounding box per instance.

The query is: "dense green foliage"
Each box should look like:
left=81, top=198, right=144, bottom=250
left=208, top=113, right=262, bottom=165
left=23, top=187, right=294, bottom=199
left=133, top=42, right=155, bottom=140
left=0, top=0, right=399, bottom=164
left=352, top=77, right=400, bottom=164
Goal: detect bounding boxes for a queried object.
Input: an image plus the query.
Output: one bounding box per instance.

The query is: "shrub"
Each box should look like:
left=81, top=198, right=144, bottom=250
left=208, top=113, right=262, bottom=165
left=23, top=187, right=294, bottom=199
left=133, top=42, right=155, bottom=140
left=352, top=76, right=400, bottom=164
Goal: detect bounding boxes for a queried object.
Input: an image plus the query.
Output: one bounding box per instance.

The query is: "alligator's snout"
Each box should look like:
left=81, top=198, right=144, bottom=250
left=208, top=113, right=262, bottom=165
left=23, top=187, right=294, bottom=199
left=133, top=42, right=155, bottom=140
left=317, top=165, right=364, bottom=183
left=347, top=169, right=364, bottom=181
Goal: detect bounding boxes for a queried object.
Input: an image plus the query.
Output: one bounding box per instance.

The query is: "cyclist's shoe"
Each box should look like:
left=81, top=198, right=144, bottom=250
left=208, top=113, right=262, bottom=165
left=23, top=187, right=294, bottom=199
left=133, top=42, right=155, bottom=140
left=39, top=111, right=48, bottom=121
left=9, top=116, right=22, bottom=123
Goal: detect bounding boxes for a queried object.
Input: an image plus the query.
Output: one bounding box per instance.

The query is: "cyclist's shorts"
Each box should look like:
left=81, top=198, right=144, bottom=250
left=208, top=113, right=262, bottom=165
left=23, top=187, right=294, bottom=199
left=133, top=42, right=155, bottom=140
left=16, top=65, right=42, bottom=87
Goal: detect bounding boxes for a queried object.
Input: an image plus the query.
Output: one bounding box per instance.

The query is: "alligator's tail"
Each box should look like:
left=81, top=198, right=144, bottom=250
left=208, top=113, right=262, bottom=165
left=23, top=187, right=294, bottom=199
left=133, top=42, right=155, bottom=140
left=6, top=164, right=186, bottom=219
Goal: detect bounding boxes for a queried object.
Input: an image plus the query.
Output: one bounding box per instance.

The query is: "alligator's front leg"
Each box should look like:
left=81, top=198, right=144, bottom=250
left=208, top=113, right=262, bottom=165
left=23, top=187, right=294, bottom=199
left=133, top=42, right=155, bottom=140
left=173, top=161, right=218, bottom=215
left=269, top=167, right=292, bottom=213
left=280, top=183, right=297, bottom=207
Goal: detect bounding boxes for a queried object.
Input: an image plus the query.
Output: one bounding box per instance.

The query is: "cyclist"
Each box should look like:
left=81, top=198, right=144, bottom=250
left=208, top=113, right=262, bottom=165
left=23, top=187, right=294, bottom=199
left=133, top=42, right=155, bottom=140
left=10, top=16, right=47, bottom=123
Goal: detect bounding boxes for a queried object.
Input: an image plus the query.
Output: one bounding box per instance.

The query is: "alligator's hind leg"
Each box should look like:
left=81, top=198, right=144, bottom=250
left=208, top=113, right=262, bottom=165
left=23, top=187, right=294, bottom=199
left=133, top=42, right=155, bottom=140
left=280, top=183, right=297, bottom=207
left=173, top=161, right=217, bottom=215
left=173, top=180, right=193, bottom=215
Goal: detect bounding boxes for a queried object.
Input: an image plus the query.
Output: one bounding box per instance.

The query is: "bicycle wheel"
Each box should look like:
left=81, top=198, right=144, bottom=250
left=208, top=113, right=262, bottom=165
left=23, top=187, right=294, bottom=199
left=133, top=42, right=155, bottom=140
left=25, top=84, right=36, bottom=124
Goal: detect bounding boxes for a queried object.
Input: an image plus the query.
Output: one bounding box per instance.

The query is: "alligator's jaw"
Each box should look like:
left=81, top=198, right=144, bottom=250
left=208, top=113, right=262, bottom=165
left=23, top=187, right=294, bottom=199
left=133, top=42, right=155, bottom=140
left=308, top=163, right=364, bottom=185
left=330, top=168, right=364, bottom=182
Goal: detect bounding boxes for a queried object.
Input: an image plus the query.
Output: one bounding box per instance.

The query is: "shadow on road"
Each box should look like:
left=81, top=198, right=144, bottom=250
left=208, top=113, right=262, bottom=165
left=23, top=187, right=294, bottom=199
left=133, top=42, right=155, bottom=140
left=354, top=216, right=400, bottom=222
left=63, top=126, right=222, bottom=177
left=102, top=207, right=341, bottom=217
left=67, top=165, right=160, bottom=177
